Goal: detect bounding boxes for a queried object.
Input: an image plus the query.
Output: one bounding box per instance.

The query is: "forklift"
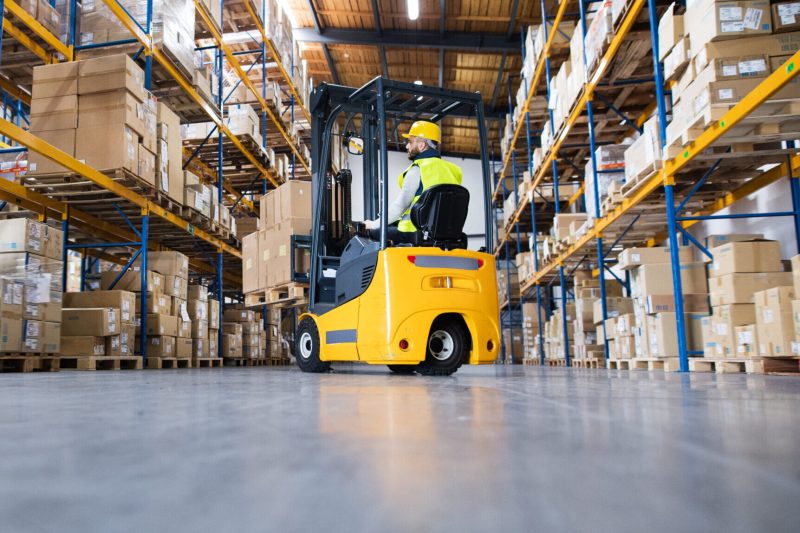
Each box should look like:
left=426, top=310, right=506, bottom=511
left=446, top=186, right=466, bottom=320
left=295, top=77, right=500, bottom=375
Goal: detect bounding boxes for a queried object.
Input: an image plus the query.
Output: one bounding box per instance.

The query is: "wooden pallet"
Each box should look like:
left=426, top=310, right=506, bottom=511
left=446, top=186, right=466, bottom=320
left=0, top=355, right=60, bottom=373
left=688, top=358, right=747, bottom=374
left=267, top=356, right=292, bottom=366
left=223, top=357, right=268, bottom=367
left=145, top=357, right=192, bottom=369
left=59, top=356, right=143, bottom=371
left=746, top=357, right=800, bottom=375
left=245, top=282, right=309, bottom=308
left=522, top=358, right=541, bottom=366
left=545, top=358, right=567, bottom=367
left=571, top=358, right=603, bottom=369
left=606, top=358, right=681, bottom=371
left=192, top=357, right=223, bottom=368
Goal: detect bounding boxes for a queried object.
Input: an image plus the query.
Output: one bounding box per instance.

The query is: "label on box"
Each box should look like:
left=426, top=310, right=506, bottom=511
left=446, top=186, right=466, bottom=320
left=719, top=6, right=743, bottom=20
left=110, top=336, right=120, bottom=350
left=25, top=337, right=39, bottom=350
left=737, top=331, right=753, bottom=344
left=180, top=303, right=190, bottom=322
left=782, top=14, right=796, bottom=24
left=715, top=323, right=728, bottom=335
left=121, top=300, right=130, bottom=322
left=763, top=309, right=774, bottom=324
left=28, top=274, right=52, bottom=304
left=793, top=341, right=800, bottom=355
left=278, top=245, right=287, bottom=257
left=721, top=21, right=745, bottom=32
left=739, top=59, right=766, bottom=76
left=25, top=304, right=39, bottom=318
left=718, top=88, right=735, bottom=100
left=26, top=321, right=40, bottom=338
left=630, top=253, right=641, bottom=262
left=743, top=8, right=763, bottom=30
left=722, top=65, right=738, bottom=76
left=107, top=309, right=117, bottom=328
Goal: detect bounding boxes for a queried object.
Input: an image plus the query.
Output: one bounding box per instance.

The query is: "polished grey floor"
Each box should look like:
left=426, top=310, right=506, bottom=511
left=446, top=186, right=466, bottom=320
left=1, top=365, right=799, bottom=532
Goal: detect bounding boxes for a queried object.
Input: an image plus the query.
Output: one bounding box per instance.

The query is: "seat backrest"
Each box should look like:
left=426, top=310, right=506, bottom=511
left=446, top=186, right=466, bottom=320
left=410, top=184, right=469, bottom=244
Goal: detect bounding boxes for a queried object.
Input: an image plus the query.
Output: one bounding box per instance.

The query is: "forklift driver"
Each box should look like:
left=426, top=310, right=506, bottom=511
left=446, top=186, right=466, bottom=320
left=363, top=121, right=464, bottom=244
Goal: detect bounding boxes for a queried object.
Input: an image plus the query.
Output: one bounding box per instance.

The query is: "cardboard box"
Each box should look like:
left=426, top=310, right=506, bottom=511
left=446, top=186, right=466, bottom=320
left=156, top=102, right=184, bottom=203
left=772, top=2, right=800, bottom=32
left=142, top=335, right=175, bottom=357
left=60, top=335, right=105, bottom=357
left=208, top=334, right=218, bottom=357
left=755, top=286, right=795, bottom=356
left=712, top=304, right=756, bottom=357
left=617, top=246, right=694, bottom=270
left=138, top=146, right=156, bottom=186
left=705, top=233, right=764, bottom=248
left=708, top=240, right=783, bottom=277
left=22, top=298, right=61, bottom=322
left=142, top=314, right=178, bottom=337
left=63, top=290, right=136, bottom=324
left=32, top=62, right=79, bottom=100
left=261, top=223, right=312, bottom=288
left=243, top=321, right=260, bottom=335
left=44, top=225, right=63, bottom=261
left=0, top=318, right=22, bottom=352
left=134, top=251, right=189, bottom=279
left=75, top=124, right=138, bottom=173
left=223, top=322, right=243, bottom=336
left=172, top=297, right=187, bottom=318
left=175, top=337, right=193, bottom=358
left=36, top=0, right=60, bottom=35
left=242, top=232, right=260, bottom=294
left=644, top=294, right=710, bottom=314
left=177, top=318, right=192, bottom=339
left=614, top=335, right=637, bottom=359
left=792, top=254, right=800, bottom=294
left=0, top=279, right=24, bottom=319
left=62, top=308, right=119, bottom=336
left=187, top=299, right=207, bottom=321
left=78, top=54, right=146, bottom=102
left=735, top=324, right=758, bottom=357
left=22, top=320, right=61, bottom=353
left=30, top=95, right=78, bottom=132
left=616, top=314, right=636, bottom=337
left=191, top=319, right=208, bottom=340
left=135, top=292, right=172, bottom=316
left=224, top=309, right=255, bottom=323
left=164, top=275, right=188, bottom=299
left=0, top=218, right=46, bottom=255
left=709, top=272, right=793, bottom=305
left=631, top=262, right=709, bottom=297
left=222, top=333, right=243, bottom=357
left=100, top=269, right=165, bottom=292
left=658, top=3, right=684, bottom=60
left=686, top=0, right=772, bottom=51
left=192, top=337, right=209, bottom=358
left=187, top=285, right=208, bottom=302
left=647, top=312, right=705, bottom=358
left=207, top=299, right=220, bottom=329
left=78, top=90, right=145, bottom=137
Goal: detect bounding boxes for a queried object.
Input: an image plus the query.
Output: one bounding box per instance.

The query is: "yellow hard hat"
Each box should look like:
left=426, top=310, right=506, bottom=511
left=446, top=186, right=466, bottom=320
left=402, top=120, right=441, bottom=144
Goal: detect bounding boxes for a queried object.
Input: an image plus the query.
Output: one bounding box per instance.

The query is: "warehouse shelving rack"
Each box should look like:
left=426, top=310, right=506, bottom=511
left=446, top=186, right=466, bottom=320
left=0, top=0, right=312, bottom=361
left=496, top=0, right=800, bottom=371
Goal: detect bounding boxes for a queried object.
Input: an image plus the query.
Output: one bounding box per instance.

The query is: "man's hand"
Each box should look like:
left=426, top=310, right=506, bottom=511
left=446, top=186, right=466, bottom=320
left=363, top=219, right=379, bottom=230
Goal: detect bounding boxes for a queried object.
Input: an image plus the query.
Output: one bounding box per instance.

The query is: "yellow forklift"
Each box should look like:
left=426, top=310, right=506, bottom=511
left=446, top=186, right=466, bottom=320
left=295, top=77, right=499, bottom=375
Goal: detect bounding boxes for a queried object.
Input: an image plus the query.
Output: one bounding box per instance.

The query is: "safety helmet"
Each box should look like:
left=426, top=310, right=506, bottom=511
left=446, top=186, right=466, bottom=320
left=401, top=120, right=441, bottom=144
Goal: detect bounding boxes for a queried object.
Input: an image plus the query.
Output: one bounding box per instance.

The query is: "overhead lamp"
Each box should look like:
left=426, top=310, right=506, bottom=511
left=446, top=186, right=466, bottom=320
left=414, top=80, right=423, bottom=85
left=407, top=0, right=419, bottom=21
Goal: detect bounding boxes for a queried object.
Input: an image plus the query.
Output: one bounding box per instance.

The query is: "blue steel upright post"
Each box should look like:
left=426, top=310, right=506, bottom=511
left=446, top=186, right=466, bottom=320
left=217, top=45, right=224, bottom=357
left=140, top=210, right=149, bottom=361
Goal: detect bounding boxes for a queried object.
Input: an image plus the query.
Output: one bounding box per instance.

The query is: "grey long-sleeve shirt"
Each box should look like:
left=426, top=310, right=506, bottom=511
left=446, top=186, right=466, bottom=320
left=365, top=165, right=421, bottom=229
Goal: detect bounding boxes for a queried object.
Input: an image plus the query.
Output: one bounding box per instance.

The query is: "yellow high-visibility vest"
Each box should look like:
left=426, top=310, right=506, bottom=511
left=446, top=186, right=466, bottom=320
left=397, top=157, right=462, bottom=232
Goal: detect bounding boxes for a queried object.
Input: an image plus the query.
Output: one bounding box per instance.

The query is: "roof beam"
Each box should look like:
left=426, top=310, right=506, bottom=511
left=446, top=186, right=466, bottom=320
left=380, top=45, right=389, bottom=78
left=438, top=48, right=444, bottom=88
left=371, top=0, right=382, bottom=36
left=440, top=0, right=446, bottom=36
left=507, top=0, right=521, bottom=37
left=322, top=44, right=341, bottom=84
left=490, top=52, right=508, bottom=110
left=294, top=28, right=522, bottom=52
left=305, top=0, right=323, bottom=33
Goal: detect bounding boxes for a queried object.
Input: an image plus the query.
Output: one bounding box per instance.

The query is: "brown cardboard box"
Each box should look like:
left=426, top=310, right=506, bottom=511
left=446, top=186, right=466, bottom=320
left=647, top=312, right=706, bottom=358
left=141, top=93, right=157, bottom=153
left=75, top=124, right=138, bottom=173
left=631, top=262, right=709, bottom=297
left=100, top=269, right=164, bottom=292
left=0, top=279, right=24, bottom=319
left=135, top=292, right=172, bottom=316
left=708, top=240, right=783, bottom=277
left=30, top=95, right=78, bottom=131
left=142, top=335, right=175, bottom=357
left=138, top=146, right=156, bottom=186
left=242, top=321, right=260, bottom=335
left=615, top=335, right=636, bottom=359
left=615, top=314, right=636, bottom=337
left=28, top=129, right=75, bottom=174
left=188, top=285, right=208, bottom=302
left=78, top=54, right=146, bottom=102
left=0, top=318, right=22, bottom=351
left=62, top=308, right=119, bottom=336
left=243, top=344, right=261, bottom=359
left=106, top=325, right=134, bottom=356
left=187, top=299, right=207, bottom=321
left=208, top=334, right=218, bottom=357
left=242, top=232, right=260, bottom=294
left=22, top=298, right=61, bottom=322
left=164, top=275, right=188, bottom=299
left=259, top=190, right=277, bottom=229
left=773, top=2, right=800, bottom=32
left=224, top=309, right=255, bottom=323
left=133, top=251, right=189, bottom=279
left=708, top=272, right=793, bottom=305
left=207, top=299, right=220, bottom=329
left=177, top=318, right=192, bottom=339
left=191, top=319, right=208, bottom=340
left=701, top=316, right=717, bottom=355
left=22, top=320, right=60, bottom=353
left=711, top=304, right=756, bottom=357
left=172, top=297, right=186, bottom=318
left=78, top=90, right=146, bottom=137
left=735, top=324, right=758, bottom=357
left=192, top=337, right=209, bottom=358
left=644, top=294, right=710, bottom=314
left=262, top=223, right=312, bottom=288
left=36, top=0, right=60, bottom=35
left=705, top=233, right=764, bottom=249
left=792, top=254, right=800, bottom=294
left=617, top=246, right=694, bottom=270
left=61, top=335, right=105, bottom=356
left=693, top=32, right=800, bottom=75
left=175, top=337, right=193, bottom=358
left=257, top=230, right=269, bottom=290
left=658, top=3, right=684, bottom=60
left=32, top=62, right=79, bottom=100
left=755, top=286, right=795, bottom=356
left=223, top=322, right=243, bottom=336
left=63, top=290, right=136, bottom=324
left=243, top=334, right=260, bottom=347
left=142, top=314, right=178, bottom=337
left=44, top=226, right=63, bottom=261
left=686, top=0, right=772, bottom=51
left=0, top=218, right=46, bottom=255
left=277, top=180, right=312, bottom=222
left=222, top=333, right=243, bottom=357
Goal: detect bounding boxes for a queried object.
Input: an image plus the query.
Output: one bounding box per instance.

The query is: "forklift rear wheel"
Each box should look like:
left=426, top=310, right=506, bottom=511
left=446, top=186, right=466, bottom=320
left=295, top=318, right=330, bottom=373
left=417, top=316, right=468, bottom=376
left=387, top=365, right=417, bottom=374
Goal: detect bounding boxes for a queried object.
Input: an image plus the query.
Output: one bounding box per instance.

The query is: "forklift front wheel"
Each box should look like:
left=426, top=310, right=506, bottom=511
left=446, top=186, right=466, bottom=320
left=295, top=318, right=331, bottom=373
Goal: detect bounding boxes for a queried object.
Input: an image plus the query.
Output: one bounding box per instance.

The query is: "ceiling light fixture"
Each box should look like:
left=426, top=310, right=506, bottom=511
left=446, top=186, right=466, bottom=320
left=407, top=0, right=419, bottom=21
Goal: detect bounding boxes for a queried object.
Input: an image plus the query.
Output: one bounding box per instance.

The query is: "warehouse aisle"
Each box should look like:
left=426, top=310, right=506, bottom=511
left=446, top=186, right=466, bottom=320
left=1, top=366, right=799, bottom=532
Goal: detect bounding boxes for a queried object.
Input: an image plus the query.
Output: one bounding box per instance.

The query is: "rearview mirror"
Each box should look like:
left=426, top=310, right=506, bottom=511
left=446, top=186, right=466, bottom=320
left=347, top=136, right=365, bottom=156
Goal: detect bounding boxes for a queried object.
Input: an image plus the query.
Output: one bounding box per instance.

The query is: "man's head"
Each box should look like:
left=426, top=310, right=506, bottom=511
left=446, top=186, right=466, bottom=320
left=402, top=121, right=441, bottom=160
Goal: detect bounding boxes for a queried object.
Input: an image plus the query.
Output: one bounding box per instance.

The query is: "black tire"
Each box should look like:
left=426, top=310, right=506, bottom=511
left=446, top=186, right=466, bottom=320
left=387, top=365, right=417, bottom=374
left=416, top=316, right=468, bottom=376
left=295, top=318, right=330, bottom=373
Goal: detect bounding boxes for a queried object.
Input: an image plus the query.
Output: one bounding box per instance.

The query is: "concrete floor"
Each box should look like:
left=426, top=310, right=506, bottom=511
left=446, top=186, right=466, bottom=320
left=1, top=365, right=799, bottom=533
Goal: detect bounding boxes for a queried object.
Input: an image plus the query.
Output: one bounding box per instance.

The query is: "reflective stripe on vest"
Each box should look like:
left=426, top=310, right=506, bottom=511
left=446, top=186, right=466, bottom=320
left=397, top=157, right=463, bottom=232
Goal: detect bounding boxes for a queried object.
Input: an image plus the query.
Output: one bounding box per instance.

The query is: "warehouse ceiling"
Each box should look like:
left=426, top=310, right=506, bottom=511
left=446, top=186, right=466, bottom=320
left=283, top=0, right=550, bottom=158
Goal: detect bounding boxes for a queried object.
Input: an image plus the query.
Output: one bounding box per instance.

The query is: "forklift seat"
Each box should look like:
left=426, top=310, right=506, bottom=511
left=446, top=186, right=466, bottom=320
left=410, top=184, right=469, bottom=250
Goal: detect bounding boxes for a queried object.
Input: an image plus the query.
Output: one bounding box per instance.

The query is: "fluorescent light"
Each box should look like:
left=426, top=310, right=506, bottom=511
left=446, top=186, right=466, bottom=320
left=414, top=80, right=422, bottom=85
left=407, top=0, right=419, bottom=21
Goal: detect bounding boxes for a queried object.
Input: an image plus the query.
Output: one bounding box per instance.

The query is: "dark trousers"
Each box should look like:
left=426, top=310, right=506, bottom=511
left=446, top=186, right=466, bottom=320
left=367, top=224, right=416, bottom=244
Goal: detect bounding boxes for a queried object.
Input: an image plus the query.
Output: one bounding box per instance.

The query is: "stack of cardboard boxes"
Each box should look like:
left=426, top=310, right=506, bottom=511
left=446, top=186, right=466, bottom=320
left=496, top=266, right=520, bottom=306
left=221, top=308, right=267, bottom=359
left=61, top=291, right=136, bottom=357
left=242, top=180, right=312, bottom=295
left=571, top=276, right=624, bottom=360
left=0, top=219, right=64, bottom=354
left=265, top=307, right=284, bottom=359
